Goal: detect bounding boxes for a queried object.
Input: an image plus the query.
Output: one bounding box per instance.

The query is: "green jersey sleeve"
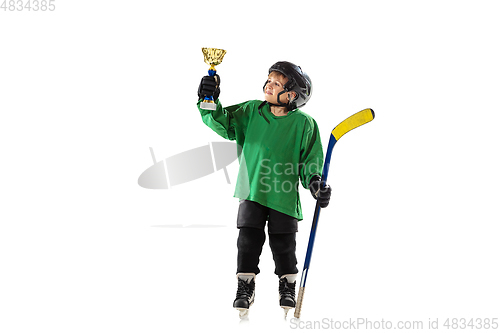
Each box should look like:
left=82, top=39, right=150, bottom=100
left=197, top=99, right=250, bottom=141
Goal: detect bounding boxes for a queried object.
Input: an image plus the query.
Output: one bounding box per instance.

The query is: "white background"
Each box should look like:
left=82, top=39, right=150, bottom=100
left=1, top=0, right=499, bottom=332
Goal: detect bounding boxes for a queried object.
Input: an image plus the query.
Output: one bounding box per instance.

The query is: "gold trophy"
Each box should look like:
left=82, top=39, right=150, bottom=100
left=200, top=47, right=227, bottom=110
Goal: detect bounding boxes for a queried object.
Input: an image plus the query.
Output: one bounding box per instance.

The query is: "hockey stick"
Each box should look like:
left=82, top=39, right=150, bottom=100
left=294, top=108, right=375, bottom=319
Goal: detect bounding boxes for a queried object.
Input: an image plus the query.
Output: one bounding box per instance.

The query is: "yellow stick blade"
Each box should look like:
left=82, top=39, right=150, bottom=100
left=332, top=108, right=375, bottom=141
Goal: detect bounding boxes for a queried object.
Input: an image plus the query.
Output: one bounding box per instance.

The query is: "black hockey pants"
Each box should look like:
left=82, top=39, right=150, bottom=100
left=236, top=200, right=299, bottom=276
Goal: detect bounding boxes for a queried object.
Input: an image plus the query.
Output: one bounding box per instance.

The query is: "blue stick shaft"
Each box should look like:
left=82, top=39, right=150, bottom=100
left=299, top=133, right=337, bottom=288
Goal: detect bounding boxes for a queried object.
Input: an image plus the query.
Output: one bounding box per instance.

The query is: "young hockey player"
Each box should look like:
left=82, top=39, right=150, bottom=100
left=197, top=61, right=331, bottom=318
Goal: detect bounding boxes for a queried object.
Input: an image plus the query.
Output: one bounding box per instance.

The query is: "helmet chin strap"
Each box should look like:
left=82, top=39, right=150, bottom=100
left=268, top=90, right=294, bottom=111
left=276, top=90, right=289, bottom=106
left=262, top=81, right=296, bottom=111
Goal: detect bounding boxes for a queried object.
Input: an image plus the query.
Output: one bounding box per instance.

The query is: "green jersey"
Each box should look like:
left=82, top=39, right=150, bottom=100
left=198, top=99, right=323, bottom=220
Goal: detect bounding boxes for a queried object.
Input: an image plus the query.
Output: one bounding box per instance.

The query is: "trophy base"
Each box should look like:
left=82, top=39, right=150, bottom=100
left=200, top=101, right=217, bottom=111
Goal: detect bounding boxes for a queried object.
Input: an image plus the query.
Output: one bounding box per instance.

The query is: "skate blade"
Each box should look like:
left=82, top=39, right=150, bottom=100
left=236, top=308, right=249, bottom=319
left=281, top=306, right=293, bottom=319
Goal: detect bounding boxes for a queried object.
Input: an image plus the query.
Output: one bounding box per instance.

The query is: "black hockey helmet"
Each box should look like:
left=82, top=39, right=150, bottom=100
left=266, top=61, right=313, bottom=109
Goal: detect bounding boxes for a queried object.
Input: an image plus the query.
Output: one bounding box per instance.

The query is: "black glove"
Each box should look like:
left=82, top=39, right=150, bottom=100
left=309, top=175, right=332, bottom=208
left=198, top=74, right=220, bottom=101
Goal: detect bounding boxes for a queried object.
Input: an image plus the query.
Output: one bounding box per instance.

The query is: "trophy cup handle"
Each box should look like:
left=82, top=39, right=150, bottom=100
left=200, top=66, right=217, bottom=110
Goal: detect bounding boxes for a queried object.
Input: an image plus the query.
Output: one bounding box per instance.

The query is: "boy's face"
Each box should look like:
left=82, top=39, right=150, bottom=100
left=264, top=72, right=295, bottom=105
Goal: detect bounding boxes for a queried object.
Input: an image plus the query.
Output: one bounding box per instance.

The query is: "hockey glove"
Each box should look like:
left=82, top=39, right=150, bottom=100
left=309, top=175, right=332, bottom=208
left=197, top=74, right=220, bottom=101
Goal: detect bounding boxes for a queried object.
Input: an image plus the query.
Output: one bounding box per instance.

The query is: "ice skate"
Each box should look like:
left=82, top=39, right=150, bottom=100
left=279, top=274, right=297, bottom=319
left=233, top=273, right=255, bottom=319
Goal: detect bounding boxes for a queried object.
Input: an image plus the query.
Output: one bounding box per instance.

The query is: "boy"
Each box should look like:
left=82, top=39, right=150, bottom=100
left=197, top=61, right=331, bottom=318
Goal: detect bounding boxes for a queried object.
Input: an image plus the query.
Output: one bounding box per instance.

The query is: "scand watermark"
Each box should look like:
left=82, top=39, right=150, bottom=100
left=259, top=158, right=322, bottom=194
left=138, top=145, right=324, bottom=194
left=290, top=317, right=499, bottom=330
